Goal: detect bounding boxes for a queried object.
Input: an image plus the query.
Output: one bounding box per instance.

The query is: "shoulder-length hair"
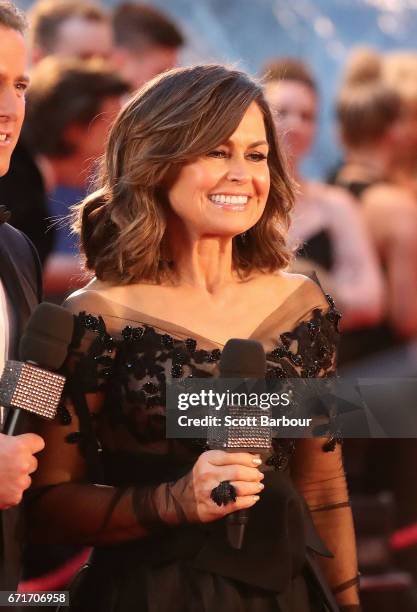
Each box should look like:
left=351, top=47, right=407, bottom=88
left=74, top=64, right=296, bottom=284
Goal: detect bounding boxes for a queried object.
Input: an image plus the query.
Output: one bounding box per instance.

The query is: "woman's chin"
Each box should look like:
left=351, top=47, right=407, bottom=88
left=201, top=210, right=261, bottom=236
left=201, top=221, right=254, bottom=238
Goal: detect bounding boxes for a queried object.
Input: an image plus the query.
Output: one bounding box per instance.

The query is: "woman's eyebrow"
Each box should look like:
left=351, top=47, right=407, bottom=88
left=249, top=140, right=269, bottom=148
left=225, top=139, right=269, bottom=148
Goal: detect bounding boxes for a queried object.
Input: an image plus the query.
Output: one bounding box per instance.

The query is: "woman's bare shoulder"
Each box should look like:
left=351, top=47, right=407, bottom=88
left=269, top=271, right=326, bottom=304
left=63, top=279, right=116, bottom=314
left=275, top=270, right=311, bottom=288
left=362, top=183, right=417, bottom=212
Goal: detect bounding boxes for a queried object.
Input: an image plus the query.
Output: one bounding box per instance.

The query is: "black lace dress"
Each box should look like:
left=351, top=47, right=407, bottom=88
left=26, top=278, right=356, bottom=612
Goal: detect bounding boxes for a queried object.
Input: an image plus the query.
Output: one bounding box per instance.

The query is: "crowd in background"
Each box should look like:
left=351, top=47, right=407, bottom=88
left=2, top=1, right=417, bottom=609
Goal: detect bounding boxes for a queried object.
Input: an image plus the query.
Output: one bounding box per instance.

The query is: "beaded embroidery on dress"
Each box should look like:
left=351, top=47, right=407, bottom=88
left=60, top=278, right=341, bottom=473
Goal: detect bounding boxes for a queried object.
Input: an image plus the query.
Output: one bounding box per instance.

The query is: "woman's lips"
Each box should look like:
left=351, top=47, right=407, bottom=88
left=208, top=194, right=251, bottom=211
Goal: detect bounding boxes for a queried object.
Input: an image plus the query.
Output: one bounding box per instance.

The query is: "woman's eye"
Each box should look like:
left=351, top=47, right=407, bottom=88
left=207, top=149, right=228, bottom=158
left=248, top=152, right=268, bottom=162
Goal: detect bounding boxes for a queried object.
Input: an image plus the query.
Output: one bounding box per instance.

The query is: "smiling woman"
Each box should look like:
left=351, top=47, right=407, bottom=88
left=26, top=65, right=360, bottom=612
left=74, top=64, right=294, bottom=285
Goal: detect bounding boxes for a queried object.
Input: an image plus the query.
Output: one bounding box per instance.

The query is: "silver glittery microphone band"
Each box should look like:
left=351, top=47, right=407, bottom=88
left=207, top=403, right=272, bottom=453
left=0, top=360, right=66, bottom=420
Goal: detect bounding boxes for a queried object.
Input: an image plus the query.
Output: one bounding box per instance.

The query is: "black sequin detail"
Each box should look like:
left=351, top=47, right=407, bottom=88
left=266, top=366, right=286, bottom=379
left=82, top=314, right=100, bottom=331
left=307, top=320, right=321, bottom=339
left=325, top=294, right=335, bottom=308
left=172, top=350, right=187, bottom=365
left=65, top=431, right=82, bottom=444
left=122, top=326, right=145, bottom=342
left=161, top=334, right=174, bottom=349
left=280, top=333, right=292, bottom=349
left=142, top=382, right=159, bottom=394
left=270, top=347, right=286, bottom=360
left=206, top=348, right=221, bottom=363
left=171, top=363, right=183, bottom=378
left=185, top=338, right=197, bottom=352
left=267, top=440, right=296, bottom=471
left=64, top=295, right=341, bottom=466
left=289, top=353, right=303, bottom=367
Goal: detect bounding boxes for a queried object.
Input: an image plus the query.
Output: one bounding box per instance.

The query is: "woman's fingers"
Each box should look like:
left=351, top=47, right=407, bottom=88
left=230, top=480, right=264, bottom=497
left=206, top=450, right=262, bottom=468
left=226, top=494, right=261, bottom=512
left=213, top=464, right=264, bottom=483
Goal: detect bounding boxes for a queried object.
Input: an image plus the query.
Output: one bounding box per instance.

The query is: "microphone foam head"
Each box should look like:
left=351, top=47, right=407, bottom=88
left=19, top=303, right=75, bottom=370
left=220, top=339, right=266, bottom=378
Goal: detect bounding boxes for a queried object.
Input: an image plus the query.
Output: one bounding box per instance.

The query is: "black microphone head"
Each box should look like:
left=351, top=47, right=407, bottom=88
left=19, top=303, right=75, bottom=370
left=220, top=339, right=266, bottom=378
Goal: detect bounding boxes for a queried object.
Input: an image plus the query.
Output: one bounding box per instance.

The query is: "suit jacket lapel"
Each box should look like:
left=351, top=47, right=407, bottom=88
left=0, top=239, right=30, bottom=359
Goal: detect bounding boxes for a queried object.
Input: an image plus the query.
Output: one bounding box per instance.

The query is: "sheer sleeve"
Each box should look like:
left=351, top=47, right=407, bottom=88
left=25, top=293, right=201, bottom=546
left=288, top=283, right=360, bottom=609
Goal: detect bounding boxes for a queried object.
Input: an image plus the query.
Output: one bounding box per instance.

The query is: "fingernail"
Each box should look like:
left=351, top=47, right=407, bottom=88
left=258, top=483, right=264, bottom=490
left=259, top=472, right=265, bottom=480
left=253, top=495, right=260, bottom=501
left=252, top=458, right=262, bottom=465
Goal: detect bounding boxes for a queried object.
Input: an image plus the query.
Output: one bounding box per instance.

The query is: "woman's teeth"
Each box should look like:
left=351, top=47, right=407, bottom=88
left=209, top=194, right=249, bottom=205
left=0, top=134, right=9, bottom=143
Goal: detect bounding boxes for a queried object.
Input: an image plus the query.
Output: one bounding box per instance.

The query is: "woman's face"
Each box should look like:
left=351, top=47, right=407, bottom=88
left=167, top=101, right=270, bottom=239
left=264, top=80, right=317, bottom=162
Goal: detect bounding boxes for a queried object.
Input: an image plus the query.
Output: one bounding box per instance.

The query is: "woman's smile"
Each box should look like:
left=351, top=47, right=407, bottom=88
left=207, top=193, right=252, bottom=212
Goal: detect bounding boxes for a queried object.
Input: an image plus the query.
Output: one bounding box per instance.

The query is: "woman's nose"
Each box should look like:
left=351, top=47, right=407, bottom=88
left=226, top=157, right=251, bottom=183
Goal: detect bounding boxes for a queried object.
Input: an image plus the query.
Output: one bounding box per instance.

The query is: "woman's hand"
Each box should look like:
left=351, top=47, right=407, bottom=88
left=132, top=450, right=264, bottom=530
left=168, top=450, right=264, bottom=524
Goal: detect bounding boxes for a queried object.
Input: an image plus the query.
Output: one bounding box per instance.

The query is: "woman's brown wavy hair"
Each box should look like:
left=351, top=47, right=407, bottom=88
left=73, top=64, right=296, bottom=284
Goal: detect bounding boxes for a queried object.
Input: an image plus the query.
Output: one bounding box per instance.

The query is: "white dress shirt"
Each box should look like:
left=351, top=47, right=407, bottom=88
left=0, top=280, right=9, bottom=429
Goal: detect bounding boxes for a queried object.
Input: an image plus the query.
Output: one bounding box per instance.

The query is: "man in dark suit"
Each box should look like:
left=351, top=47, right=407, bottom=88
left=0, top=0, right=45, bottom=594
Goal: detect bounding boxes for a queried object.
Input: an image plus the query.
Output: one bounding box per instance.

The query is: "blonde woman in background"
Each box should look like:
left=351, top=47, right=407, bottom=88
left=333, top=51, right=417, bottom=583
left=383, top=51, right=417, bottom=194
left=334, top=48, right=417, bottom=362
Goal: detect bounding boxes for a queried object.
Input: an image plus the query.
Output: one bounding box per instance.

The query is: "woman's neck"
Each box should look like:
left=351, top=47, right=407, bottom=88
left=169, top=235, right=236, bottom=293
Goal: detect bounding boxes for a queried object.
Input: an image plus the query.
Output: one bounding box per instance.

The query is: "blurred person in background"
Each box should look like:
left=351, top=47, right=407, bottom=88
left=332, top=50, right=417, bottom=586
left=331, top=48, right=404, bottom=198
left=0, top=0, right=113, bottom=266
left=333, top=48, right=417, bottom=364
left=383, top=51, right=417, bottom=196
left=22, top=57, right=128, bottom=299
left=29, top=0, right=113, bottom=64
left=262, top=58, right=384, bottom=332
left=112, top=2, right=184, bottom=91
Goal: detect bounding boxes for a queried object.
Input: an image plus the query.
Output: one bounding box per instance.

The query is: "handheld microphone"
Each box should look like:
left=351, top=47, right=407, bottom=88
left=208, top=338, right=270, bottom=550
left=0, top=303, right=75, bottom=435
